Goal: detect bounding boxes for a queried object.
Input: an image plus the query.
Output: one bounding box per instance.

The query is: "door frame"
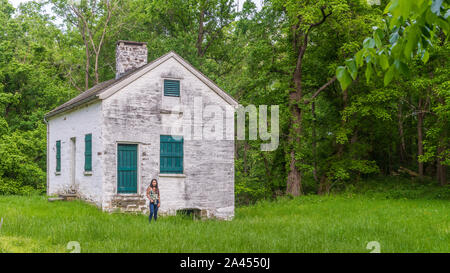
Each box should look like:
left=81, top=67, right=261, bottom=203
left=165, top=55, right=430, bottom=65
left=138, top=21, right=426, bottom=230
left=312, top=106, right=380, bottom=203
left=115, top=141, right=140, bottom=195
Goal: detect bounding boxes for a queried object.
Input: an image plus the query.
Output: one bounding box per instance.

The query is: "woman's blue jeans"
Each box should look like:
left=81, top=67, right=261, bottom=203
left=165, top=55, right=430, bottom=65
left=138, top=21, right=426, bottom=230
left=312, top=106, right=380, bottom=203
left=149, top=201, right=158, bottom=222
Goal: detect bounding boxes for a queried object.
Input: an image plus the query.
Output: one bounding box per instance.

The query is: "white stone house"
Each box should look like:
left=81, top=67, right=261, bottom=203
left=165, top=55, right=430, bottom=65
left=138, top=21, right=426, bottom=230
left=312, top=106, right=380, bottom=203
left=45, top=41, right=238, bottom=220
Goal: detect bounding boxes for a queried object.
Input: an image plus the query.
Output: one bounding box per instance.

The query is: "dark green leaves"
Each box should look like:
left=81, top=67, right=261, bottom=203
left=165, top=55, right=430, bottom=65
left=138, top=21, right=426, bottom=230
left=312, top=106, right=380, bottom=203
left=373, top=27, right=384, bottom=48
left=389, top=31, right=399, bottom=44
left=379, top=54, right=390, bottom=70
left=345, top=59, right=358, bottom=80
left=404, top=25, right=419, bottom=58
left=363, top=37, right=376, bottom=49
left=384, top=64, right=395, bottom=86
left=337, top=0, right=450, bottom=90
left=336, top=66, right=353, bottom=91
left=355, top=50, right=364, bottom=67
left=421, top=50, right=430, bottom=63
left=394, top=60, right=409, bottom=75
left=365, top=63, right=374, bottom=83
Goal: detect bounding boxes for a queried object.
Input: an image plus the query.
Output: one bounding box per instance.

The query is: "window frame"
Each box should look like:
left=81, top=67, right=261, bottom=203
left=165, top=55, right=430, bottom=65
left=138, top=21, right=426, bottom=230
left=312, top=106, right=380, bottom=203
left=56, top=140, right=61, bottom=174
left=84, top=133, right=92, bottom=172
left=163, top=79, right=181, bottom=97
left=160, top=135, right=184, bottom=174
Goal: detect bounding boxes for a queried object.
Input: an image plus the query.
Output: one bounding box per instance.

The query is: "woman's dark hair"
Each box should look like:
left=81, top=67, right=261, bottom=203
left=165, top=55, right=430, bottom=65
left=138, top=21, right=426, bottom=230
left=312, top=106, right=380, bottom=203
left=150, top=178, right=159, bottom=193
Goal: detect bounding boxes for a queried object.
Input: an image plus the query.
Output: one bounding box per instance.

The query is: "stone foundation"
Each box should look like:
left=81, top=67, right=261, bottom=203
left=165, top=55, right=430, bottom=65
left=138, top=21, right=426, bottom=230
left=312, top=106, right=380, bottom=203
left=106, top=196, right=232, bottom=220
left=176, top=208, right=208, bottom=220
left=110, top=195, right=147, bottom=213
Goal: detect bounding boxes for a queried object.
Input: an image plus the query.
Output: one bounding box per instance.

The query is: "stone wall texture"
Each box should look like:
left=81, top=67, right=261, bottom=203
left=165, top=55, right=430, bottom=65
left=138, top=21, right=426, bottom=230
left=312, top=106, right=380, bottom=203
left=115, top=41, right=148, bottom=79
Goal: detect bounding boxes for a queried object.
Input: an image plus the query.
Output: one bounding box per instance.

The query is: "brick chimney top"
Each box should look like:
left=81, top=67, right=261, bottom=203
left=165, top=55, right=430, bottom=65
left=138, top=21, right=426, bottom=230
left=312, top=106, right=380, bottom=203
left=115, top=40, right=148, bottom=79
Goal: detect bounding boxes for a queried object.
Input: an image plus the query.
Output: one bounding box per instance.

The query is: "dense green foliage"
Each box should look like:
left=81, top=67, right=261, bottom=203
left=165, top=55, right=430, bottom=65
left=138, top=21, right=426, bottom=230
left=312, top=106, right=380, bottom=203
left=338, top=0, right=449, bottom=88
left=0, top=0, right=448, bottom=200
left=0, top=187, right=449, bottom=252
left=0, top=0, right=77, bottom=194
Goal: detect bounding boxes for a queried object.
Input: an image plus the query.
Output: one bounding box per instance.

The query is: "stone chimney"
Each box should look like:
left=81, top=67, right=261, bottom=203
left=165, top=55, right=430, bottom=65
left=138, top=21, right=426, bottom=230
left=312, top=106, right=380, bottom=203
left=115, top=40, right=148, bottom=79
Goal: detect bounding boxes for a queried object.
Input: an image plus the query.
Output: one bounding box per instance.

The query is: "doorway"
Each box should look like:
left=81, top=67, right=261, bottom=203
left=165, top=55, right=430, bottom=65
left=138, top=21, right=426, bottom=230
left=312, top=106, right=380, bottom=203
left=70, top=137, right=76, bottom=192
left=117, top=144, right=138, bottom=194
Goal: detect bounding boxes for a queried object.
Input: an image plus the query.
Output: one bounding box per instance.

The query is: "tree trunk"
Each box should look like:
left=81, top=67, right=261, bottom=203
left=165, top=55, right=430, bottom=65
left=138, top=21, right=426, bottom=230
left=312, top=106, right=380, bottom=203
left=318, top=175, right=329, bottom=195
left=196, top=9, right=205, bottom=57
left=243, top=141, right=249, bottom=175
left=4, top=103, right=12, bottom=118
left=285, top=6, right=332, bottom=196
left=286, top=74, right=304, bottom=196
left=261, top=152, right=272, bottom=181
left=338, top=89, right=348, bottom=157
left=94, top=52, right=100, bottom=85
left=287, top=149, right=302, bottom=195
left=81, top=25, right=90, bottom=90
left=311, top=102, right=318, bottom=183
left=72, top=1, right=114, bottom=88
left=417, top=98, right=424, bottom=177
left=437, top=141, right=447, bottom=185
left=436, top=96, right=447, bottom=185
left=234, top=137, right=239, bottom=160
left=397, top=103, right=407, bottom=162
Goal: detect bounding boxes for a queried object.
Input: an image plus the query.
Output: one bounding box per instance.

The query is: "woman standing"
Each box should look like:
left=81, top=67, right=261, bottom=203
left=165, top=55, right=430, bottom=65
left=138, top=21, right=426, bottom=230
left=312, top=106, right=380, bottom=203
left=146, top=179, right=160, bottom=223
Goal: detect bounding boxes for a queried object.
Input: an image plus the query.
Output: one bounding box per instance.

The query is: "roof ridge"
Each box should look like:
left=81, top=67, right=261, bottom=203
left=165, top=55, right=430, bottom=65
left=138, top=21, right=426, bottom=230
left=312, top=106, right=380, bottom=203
left=45, top=51, right=238, bottom=119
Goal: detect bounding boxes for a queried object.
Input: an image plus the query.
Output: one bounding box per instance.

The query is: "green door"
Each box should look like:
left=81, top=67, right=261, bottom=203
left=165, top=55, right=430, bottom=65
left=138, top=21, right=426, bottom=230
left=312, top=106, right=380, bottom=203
left=117, top=144, right=138, bottom=193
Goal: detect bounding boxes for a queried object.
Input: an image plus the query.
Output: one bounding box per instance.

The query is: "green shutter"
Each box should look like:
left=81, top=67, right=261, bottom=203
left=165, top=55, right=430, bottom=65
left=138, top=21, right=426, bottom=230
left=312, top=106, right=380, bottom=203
left=56, top=140, right=61, bottom=172
left=117, top=144, right=138, bottom=193
left=84, top=134, right=92, bottom=171
left=164, top=79, right=180, bottom=97
left=160, top=135, right=183, bottom=174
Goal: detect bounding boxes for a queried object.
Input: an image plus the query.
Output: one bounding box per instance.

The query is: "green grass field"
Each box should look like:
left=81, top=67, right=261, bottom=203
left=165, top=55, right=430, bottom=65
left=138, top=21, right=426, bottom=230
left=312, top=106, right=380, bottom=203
left=0, top=193, right=448, bottom=253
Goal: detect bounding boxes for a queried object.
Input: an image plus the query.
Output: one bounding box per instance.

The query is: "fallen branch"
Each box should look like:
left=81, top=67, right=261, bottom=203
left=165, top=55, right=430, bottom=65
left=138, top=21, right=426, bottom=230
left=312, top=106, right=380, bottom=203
left=398, top=166, right=419, bottom=177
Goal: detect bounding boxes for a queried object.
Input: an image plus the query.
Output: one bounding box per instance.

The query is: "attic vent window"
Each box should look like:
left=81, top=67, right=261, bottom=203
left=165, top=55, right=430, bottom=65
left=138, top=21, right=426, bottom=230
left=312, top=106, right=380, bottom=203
left=164, top=79, right=180, bottom=97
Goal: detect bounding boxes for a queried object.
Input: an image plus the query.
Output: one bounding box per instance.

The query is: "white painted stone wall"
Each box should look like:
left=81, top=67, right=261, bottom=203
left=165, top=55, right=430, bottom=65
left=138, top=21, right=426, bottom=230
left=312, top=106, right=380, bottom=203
left=47, top=101, right=103, bottom=206
left=102, top=56, right=235, bottom=219
left=47, top=56, right=235, bottom=220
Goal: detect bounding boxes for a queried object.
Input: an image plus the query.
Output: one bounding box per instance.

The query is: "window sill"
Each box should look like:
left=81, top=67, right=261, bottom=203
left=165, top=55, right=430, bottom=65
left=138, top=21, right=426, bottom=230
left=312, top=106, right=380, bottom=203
left=84, top=171, right=93, bottom=176
left=55, top=171, right=61, bottom=176
left=158, top=173, right=186, bottom=178
left=114, top=193, right=140, bottom=197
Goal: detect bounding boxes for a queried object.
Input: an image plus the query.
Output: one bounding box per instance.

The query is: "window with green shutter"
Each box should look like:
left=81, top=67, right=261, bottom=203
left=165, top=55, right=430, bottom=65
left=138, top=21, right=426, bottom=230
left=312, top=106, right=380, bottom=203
left=163, top=79, right=180, bottom=97
left=160, top=135, right=183, bottom=174
left=84, top=134, right=92, bottom=171
left=56, top=140, right=61, bottom=172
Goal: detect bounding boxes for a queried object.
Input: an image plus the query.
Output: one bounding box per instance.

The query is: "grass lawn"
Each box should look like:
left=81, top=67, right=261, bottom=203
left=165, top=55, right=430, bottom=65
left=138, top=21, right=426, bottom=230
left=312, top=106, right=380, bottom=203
left=0, top=194, right=448, bottom=253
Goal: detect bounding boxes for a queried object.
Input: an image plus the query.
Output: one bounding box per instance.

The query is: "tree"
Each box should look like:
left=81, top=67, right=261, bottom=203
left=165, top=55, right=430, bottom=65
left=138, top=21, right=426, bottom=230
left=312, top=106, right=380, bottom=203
left=270, top=0, right=381, bottom=195
left=337, top=0, right=449, bottom=89
left=0, top=0, right=76, bottom=194
left=50, top=0, right=124, bottom=89
left=337, top=0, right=449, bottom=184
